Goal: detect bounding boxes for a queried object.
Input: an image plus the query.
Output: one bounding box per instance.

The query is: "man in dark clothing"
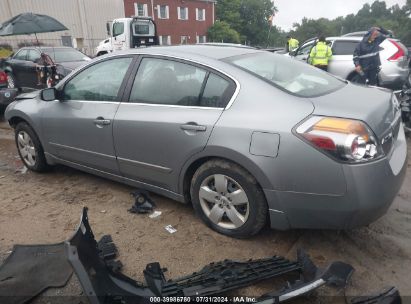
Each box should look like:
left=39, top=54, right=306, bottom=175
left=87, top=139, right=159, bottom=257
left=353, top=27, right=390, bottom=86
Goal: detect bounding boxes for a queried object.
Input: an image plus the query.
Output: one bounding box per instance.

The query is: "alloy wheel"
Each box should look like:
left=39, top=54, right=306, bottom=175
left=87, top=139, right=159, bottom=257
left=199, top=174, right=250, bottom=229
left=17, top=131, right=37, bottom=167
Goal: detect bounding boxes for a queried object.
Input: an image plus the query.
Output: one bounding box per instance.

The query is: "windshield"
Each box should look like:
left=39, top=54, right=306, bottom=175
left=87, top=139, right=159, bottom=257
left=46, top=48, right=90, bottom=62
left=225, top=52, right=345, bottom=97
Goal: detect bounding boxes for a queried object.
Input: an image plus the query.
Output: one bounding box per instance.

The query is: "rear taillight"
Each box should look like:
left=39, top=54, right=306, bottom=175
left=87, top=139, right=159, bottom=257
left=388, top=39, right=405, bottom=62
left=0, top=72, right=7, bottom=83
left=296, top=116, right=383, bottom=163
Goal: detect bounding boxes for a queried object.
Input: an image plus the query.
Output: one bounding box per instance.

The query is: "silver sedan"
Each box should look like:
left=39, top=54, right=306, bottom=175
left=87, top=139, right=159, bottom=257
left=5, top=45, right=407, bottom=238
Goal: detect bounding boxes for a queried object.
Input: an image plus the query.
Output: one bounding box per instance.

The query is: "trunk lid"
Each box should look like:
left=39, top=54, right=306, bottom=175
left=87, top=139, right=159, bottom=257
left=309, top=83, right=401, bottom=144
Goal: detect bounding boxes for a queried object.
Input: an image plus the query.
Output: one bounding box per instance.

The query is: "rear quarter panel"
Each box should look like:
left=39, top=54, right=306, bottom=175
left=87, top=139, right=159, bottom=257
left=198, top=68, right=347, bottom=198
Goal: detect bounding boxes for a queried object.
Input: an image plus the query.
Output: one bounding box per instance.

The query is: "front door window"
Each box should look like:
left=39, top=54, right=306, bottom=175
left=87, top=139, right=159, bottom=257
left=62, top=57, right=132, bottom=101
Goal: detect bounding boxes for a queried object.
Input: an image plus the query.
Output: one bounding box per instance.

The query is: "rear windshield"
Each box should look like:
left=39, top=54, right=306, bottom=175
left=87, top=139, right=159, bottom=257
left=225, top=52, right=345, bottom=97
left=46, top=48, right=90, bottom=62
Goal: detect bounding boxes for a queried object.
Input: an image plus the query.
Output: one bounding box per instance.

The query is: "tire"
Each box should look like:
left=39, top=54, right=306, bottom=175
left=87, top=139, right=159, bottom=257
left=406, top=71, right=411, bottom=88
left=349, top=73, right=365, bottom=85
left=6, top=72, right=17, bottom=89
left=190, top=159, right=267, bottom=238
left=15, top=122, right=49, bottom=172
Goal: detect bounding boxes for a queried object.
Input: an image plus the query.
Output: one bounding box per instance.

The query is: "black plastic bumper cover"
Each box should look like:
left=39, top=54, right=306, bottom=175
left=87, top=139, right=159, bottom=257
left=66, top=208, right=354, bottom=304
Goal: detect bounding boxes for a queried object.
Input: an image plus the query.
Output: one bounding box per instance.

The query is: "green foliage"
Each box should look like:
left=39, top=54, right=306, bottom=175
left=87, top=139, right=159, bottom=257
left=289, top=0, right=411, bottom=45
left=212, top=0, right=279, bottom=46
left=208, top=21, right=241, bottom=44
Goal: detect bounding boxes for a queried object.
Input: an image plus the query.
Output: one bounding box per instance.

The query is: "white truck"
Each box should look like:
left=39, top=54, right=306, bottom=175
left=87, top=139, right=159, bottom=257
left=96, top=17, right=158, bottom=56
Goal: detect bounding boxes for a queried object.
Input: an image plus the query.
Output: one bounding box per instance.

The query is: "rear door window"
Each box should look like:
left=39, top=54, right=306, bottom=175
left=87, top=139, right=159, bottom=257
left=201, top=73, right=233, bottom=108
left=129, top=57, right=236, bottom=108
left=332, top=41, right=359, bottom=55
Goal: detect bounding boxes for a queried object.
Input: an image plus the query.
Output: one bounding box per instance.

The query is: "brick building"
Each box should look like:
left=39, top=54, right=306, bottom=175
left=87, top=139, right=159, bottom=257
left=123, top=0, right=216, bottom=45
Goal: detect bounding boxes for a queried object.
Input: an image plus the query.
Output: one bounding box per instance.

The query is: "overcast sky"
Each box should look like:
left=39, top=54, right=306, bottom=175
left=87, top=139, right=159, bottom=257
left=273, top=0, right=407, bottom=30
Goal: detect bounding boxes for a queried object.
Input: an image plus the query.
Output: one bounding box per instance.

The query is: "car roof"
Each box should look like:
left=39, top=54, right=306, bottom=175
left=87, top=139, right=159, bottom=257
left=112, top=45, right=261, bottom=61
left=18, top=46, right=76, bottom=52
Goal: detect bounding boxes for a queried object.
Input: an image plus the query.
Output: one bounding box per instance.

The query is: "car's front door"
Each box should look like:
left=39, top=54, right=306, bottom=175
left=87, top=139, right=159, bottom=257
left=113, top=56, right=237, bottom=191
left=111, top=21, right=127, bottom=51
left=8, top=49, right=29, bottom=87
left=41, top=56, right=135, bottom=174
left=329, top=40, right=360, bottom=79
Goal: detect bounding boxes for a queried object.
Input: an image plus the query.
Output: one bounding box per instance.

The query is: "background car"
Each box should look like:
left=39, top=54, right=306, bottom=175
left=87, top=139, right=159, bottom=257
left=291, top=35, right=409, bottom=89
left=0, top=70, right=6, bottom=89
left=4, top=45, right=407, bottom=238
left=2, top=46, right=91, bottom=89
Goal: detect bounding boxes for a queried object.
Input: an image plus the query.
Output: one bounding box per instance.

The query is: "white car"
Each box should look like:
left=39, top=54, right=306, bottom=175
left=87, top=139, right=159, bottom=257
left=290, top=35, right=409, bottom=89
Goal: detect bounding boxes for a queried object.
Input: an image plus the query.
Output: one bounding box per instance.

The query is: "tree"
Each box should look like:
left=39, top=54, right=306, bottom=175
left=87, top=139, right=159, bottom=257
left=214, top=0, right=278, bottom=46
left=285, top=1, right=411, bottom=45
left=207, top=21, right=241, bottom=44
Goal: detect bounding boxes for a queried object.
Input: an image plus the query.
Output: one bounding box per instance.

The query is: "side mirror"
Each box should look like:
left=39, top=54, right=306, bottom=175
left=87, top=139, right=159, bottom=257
left=41, top=88, right=57, bottom=101
left=106, top=22, right=111, bottom=36
left=289, top=50, right=297, bottom=56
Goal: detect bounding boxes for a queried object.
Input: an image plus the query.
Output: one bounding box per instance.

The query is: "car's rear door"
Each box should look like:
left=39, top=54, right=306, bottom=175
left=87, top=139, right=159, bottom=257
left=329, top=40, right=359, bottom=79
left=113, top=56, right=237, bottom=192
left=41, top=56, right=135, bottom=174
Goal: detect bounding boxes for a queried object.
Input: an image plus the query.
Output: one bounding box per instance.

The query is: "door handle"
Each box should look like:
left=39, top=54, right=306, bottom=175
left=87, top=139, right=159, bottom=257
left=94, top=117, right=111, bottom=126
left=180, top=123, right=207, bottom=132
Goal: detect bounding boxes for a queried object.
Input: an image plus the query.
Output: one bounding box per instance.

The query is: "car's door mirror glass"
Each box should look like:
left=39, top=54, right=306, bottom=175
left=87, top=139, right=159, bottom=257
left=41, top=88, right=57, bottom=101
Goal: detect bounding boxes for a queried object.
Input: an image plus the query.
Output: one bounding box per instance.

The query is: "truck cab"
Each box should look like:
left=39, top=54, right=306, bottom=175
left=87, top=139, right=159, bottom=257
left=96, top=17, right=158, bottom=56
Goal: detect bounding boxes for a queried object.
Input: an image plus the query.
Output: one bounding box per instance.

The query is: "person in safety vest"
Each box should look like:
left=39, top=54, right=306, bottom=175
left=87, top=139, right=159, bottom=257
left=353, top=26, right=390, bottom=86
left=308, top=36, right=332, bottom=71
left=286, top=35, right=299, bottom=53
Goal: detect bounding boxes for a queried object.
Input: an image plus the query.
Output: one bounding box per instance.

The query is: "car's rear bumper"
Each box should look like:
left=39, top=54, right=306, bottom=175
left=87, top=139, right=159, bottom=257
left=379, top=66, right=409, bottom=88
left=265, top=125, right=407, bottom=230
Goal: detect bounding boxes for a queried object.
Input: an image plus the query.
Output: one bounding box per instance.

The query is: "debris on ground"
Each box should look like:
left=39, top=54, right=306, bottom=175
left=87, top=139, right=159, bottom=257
left=0, top=243, right=72, bottom=304
left=128, top=190, right=156, bottom=214
left=164, top=224, right=177, bottom=234
left=350, top=286, right=401, bottom=304
left=149, top=210, right=162, bottom=219
left=15, top=166, right=27, bottom=174
left=67, top=208, right=355, bottom=304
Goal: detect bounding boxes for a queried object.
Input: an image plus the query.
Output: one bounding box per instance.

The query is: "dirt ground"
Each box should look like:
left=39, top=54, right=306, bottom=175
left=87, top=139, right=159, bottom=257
left=1, top=113, right=411, bottom=304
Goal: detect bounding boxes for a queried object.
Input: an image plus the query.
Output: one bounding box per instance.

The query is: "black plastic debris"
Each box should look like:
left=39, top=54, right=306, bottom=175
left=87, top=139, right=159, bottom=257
left=66, top=208, right=355, bottom=304
left=351, top=287, right=402, bottom=304
left=97, top=235, right=118, bottom=260
left=128, top=190, right=156, bottom=214
left=0, top=243, right=72, bottom=304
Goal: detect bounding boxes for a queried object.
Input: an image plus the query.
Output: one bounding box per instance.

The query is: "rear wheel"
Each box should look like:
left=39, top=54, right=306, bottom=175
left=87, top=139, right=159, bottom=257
left=190, top=159, right=267, bottom=238
left=15, top=122, right=49, bottom=172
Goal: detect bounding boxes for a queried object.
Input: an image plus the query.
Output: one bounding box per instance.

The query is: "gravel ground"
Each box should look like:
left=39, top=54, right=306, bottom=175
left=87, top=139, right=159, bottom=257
left=1, top=114, right=411, bottom=303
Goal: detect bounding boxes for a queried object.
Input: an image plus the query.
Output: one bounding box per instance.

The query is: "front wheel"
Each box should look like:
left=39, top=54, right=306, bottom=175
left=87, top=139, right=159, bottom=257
left=190, top=159, right=267, bottom=238
left=15, top=122, right=49, bottom=172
